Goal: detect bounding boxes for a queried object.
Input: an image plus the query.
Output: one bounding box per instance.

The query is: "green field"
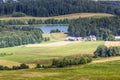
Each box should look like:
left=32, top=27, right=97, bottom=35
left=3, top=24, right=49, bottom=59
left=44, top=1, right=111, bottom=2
left=0, top=41, right=120, bottom=80
left=0, top=41, right=104, bottom=65
left=0, top=61, right=120, bottom=80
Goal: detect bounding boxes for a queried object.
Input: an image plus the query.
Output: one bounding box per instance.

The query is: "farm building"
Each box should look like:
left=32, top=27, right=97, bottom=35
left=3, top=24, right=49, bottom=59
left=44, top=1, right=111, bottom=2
left=88, top=35, right=96, bottom=41
left=65, top=36, right=83, bottom=41
left=115, top=36, right=120, bottom=41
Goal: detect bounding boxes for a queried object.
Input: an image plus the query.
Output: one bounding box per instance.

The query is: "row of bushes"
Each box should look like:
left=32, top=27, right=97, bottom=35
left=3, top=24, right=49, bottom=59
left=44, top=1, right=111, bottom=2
left=0, top=53, right=13, bottom=57
left=0, top=64, right=29, bottom=70
left=94, top=45, right=120, bottom=58
left=51, top=56, right=92, bottom=68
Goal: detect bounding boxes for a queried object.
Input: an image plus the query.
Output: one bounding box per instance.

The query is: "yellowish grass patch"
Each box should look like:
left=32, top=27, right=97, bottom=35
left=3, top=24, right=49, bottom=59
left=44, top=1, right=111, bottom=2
left=0, top=13, right=113, bottom=20
left=105, top=41, right=120, bottom=47
left=0, top=60, right=20, bottom=67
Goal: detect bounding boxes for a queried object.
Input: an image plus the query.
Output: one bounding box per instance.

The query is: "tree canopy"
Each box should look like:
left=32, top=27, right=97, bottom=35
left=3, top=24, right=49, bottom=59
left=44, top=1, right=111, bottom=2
left=0, top=0, right=120, bottom=17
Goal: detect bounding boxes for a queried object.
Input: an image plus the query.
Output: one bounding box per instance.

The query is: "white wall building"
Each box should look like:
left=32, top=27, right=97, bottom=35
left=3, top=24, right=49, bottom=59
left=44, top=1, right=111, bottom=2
left=115, top=36, right=120, bottom=41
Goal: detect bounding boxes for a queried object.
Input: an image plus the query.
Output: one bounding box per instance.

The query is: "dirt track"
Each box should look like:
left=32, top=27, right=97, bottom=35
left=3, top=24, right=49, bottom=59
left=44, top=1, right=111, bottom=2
left=26, top=41, right=81, bottom=47
left=92, top=56, right=120, bottom=64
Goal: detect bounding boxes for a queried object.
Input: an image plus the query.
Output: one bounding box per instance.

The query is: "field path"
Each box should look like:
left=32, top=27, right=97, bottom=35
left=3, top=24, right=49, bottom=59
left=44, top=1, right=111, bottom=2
left=92, top=56, right=120, bottom=64
left=26, top=41, right=81, bottom=47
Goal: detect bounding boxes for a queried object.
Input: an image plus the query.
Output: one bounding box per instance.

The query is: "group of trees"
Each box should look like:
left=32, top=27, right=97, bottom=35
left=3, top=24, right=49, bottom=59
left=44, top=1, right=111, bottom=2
left=0, top=26, right=43, bottom=48
left=68, top=16, right=120, bottom=40
left=0, top=0, right=120, bottom=17
left=0, top=63, right=29, bottom=70
left=51, top=56, right=92, bottom=68
left=94, top=45, right=120, bottom=58
left=50, top=29, right=61, bottom=33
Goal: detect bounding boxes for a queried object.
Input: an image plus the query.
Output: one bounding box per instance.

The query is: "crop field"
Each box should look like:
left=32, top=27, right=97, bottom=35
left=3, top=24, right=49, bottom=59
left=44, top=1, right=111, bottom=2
left=105, top=41, right=120, bottom=47
left=0, top=41, right=104, bottom=65
left=0, top=13, right=113, bottom=20
left=0, top=61, right=120, bottom=80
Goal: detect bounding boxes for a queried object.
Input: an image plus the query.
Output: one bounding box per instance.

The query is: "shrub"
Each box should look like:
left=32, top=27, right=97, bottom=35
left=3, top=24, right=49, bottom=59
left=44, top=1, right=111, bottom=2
left=94, top=45, right=108, bottom=58
left=36, top=64, right=42, bottom=68
left=94, top=45, right=120, bottom=58
left=19, top=64, right=29, bottom=69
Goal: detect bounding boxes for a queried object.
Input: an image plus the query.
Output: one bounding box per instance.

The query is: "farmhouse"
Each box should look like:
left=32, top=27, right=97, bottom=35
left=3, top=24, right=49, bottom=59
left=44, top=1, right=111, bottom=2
left=65, top=36, right=83, bottom=41
left=115, top=36, right=120, bottom=41
left=88, top=35, right=96, bottom=41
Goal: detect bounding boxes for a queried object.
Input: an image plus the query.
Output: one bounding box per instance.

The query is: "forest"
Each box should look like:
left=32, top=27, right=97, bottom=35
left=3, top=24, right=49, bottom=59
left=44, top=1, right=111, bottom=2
left=68, top=16, right=120, bottom=40
left=0, top=0, right=120, bottom=17
left=0, top=26, right=43, bottom=48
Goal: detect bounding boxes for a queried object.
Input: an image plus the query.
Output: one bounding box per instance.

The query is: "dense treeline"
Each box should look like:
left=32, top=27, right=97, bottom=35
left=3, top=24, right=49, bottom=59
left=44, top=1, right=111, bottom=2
left=68, top=16, right=120, bottom=40
left=0, top=0, right=120, bottom=17
left=0, top=26, right=43, bottom=48
left=0, top=19, right=70, bottom=25
left=94, top=45, right=120, bottom=57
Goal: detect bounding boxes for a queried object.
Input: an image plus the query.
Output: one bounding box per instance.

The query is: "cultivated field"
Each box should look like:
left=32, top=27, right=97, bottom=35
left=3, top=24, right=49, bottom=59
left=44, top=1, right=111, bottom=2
left=0, top=13, right=113, bottom=20
left=105, top=41, right=120, bottom=47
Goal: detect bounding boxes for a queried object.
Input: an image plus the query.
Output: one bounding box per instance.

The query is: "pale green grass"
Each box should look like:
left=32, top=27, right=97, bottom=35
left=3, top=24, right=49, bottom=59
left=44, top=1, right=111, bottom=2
left=42, top=32, right=67, bottom=41
left=0, top=41, right=104, bottom=64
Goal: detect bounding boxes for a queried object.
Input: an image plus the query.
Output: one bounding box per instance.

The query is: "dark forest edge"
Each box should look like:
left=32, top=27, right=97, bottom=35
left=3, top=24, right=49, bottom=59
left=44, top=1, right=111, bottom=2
left=0, top=0, right=120, bottom=17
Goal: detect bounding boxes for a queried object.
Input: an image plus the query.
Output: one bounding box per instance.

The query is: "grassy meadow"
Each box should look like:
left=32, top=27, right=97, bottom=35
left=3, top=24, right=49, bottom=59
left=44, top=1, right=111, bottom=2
left=0, top=41, right=104, bottom=65
left=0, top=61, right=120, bottom=80
left=42, top=32, right=67, bottom=41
